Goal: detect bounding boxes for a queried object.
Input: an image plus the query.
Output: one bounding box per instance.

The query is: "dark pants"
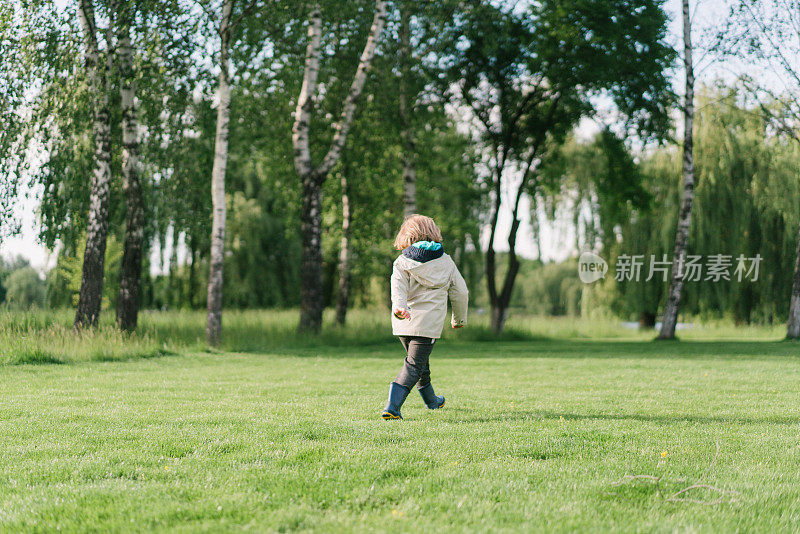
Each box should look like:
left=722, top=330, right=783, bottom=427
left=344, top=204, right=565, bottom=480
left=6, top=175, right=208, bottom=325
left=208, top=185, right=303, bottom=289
left=393, top=336, right=436, bottom=390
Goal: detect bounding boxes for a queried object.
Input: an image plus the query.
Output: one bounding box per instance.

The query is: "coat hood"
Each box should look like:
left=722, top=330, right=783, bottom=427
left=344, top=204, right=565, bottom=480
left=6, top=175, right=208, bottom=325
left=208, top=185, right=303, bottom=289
left=395, top=254, right=455, bottom=289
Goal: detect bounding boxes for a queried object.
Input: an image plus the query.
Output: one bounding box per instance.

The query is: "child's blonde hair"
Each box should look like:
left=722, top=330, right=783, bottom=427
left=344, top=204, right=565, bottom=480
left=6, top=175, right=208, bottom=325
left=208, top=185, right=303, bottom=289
left=393, top=214, right=443, bottom=250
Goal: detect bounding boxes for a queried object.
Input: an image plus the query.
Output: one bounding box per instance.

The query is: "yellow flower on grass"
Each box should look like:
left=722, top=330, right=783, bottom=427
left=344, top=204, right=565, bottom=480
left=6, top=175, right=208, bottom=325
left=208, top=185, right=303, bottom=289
left=392, top=510, right=404, bottom=517
left=164, top=465, right=171, bottom=471
left=661, top=451, right=668, bottom=458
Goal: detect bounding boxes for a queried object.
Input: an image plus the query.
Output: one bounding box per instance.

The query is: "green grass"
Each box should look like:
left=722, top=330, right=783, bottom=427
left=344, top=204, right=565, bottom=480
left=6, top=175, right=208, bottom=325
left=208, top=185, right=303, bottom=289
left=1, top=313, right=799, bottom=531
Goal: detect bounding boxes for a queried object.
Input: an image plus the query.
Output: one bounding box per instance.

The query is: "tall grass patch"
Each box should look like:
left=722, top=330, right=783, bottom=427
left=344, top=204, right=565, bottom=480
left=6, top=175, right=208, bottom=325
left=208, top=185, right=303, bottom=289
left=0, top=308, right=786, bottom=365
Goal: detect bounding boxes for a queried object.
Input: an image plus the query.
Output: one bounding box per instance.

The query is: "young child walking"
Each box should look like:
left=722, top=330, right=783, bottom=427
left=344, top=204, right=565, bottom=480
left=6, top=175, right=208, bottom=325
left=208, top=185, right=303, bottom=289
left=382, top=215, right=469, bottom=420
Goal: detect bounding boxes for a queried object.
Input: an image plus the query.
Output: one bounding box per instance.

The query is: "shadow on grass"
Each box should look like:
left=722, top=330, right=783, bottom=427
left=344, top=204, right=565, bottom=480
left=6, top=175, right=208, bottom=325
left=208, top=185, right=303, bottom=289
left=10, top=350, right=67, bottom=365
left=219, top=324, right=547, bottom=354
left=265, top=339, right=800, bottom=362
left=430, top=339, right=800, bottom=361
left=456, top=408, right=799, bottom=426
left=89, top=348, right=179, bottom=363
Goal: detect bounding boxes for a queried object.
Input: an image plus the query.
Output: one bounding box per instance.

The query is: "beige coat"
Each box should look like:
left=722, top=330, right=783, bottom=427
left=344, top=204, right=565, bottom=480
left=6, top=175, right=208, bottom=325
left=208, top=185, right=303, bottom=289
left=390, top=253, right=469, bottom=338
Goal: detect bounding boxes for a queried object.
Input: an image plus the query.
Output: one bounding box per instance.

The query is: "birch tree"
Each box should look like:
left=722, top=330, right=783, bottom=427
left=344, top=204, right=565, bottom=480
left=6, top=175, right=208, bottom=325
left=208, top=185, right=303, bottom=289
left=115, top=1, right=143, bottom=331
left=206, top=0, right=263, bottom=344
left=206, top=0, right=234, bottom=346
left=293, top=0, right=387, bottom=332
left=334, top=170, right=351, bottom=325
left=658, top=0, right=695, bottom=340
left=74, top=0, right=113, bottom=328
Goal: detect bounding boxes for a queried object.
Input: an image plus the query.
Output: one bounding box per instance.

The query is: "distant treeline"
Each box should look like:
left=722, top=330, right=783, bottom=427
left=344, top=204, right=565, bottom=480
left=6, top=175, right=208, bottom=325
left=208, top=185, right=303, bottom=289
left=27, top=90, right=793, bottom=324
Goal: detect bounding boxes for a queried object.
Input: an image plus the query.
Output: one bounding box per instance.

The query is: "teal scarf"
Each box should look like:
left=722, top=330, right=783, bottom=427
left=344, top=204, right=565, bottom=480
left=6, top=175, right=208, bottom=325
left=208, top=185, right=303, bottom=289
left=412, top=241, right=442, bottom=251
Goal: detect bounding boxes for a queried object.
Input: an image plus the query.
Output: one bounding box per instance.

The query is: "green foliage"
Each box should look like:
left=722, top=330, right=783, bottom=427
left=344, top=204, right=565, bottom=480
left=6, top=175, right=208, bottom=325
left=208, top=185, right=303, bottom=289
left=573, top=88, right=800, bottom=323
left=511, top=259, right=583, bottom=317
left=3, top=267, right=46, bottom=309
left=17, top=0, right=794, bottom=330
left=542, top=129, right=652, bottom=252
left=449, top=0, right=675, bottom=156
left=224, top=191, right=302, bottom=308
left=3, top=0, right=202, bottom=263
left=46, top=235, right=123, bottom=309
left=318, top=92, right=485, bottom=308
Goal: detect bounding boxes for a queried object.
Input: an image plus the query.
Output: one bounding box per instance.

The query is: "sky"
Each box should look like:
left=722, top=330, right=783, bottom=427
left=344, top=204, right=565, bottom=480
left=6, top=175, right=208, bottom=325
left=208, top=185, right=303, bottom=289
left=0, top=0, right=767, bottom=272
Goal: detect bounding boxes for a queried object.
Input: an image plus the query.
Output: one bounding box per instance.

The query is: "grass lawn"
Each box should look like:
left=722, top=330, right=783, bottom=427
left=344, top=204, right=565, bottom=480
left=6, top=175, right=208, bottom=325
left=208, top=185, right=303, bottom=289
left=1, top=321, right=799, bottom=532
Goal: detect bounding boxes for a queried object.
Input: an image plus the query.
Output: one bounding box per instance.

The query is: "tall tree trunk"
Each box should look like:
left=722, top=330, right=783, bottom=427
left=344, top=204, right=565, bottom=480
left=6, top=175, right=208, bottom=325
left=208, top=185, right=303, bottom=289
left=786, top=221, right=800, bottom=338
left=188, top=237, right=197, bottom=308
left=75, top=0, right=113, bottom=329
left=206, top=0, right=234, bottom=346
left=490, top=199, right=523, bottom=334
left=485, top=165, right=503, bottom=333
left=486, top=182, right=522, bottom=335
left=299, top=176, right=324, bottom=329
left=293, top=0, right=387, bottom=333
left=398, top=4, right=416, bottom=217
left=335, top=173, right=351, bottom=325
left=172, top=229, right=182, bottom=307
left=658, top=0, right=695, bottom=340
left=115, top=3, right=144, bottom=331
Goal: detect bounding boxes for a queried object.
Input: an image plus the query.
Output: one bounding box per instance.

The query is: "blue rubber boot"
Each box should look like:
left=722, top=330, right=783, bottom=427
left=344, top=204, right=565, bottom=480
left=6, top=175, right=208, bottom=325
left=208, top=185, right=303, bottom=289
left=418, top=383, right=445, bottom=410
left=382, top=382, right=410, bottom=420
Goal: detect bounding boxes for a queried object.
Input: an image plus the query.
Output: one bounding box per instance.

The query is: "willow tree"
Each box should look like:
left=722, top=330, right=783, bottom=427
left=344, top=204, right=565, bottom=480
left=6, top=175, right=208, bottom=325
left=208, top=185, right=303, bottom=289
left=448, top=0, right=674, bottom=334
left=719, top=0, right=800, bottom=338
left=293, top=0, right=387, bottom=332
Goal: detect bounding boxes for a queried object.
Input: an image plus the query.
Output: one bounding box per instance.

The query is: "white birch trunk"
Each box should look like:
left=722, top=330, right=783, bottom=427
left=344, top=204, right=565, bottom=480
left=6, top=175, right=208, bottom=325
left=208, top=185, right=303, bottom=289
left=317, top=0, right=387, bottom=177
left=116, top=2, right=144, bottom=331
left=335, top=172, right=351, bottom=325
left=206, top=0, right=234, bottom=346
left=658, top=0, right=695, bottom=340
left=75, top=0, right=113, bottom=329
left=291, top=4, right=322, bottom=180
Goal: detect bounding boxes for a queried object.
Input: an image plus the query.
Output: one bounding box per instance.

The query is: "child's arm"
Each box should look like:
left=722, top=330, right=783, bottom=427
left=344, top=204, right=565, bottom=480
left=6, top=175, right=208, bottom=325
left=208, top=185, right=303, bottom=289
left=391, top=260, right=411, bottom=319
left=448, top=266, right=469, bottom=328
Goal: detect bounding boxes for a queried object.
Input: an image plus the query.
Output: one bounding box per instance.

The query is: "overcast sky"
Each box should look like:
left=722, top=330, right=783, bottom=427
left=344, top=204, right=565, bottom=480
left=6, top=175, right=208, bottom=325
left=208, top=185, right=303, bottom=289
left=0, top=0, right=769, bottom=272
